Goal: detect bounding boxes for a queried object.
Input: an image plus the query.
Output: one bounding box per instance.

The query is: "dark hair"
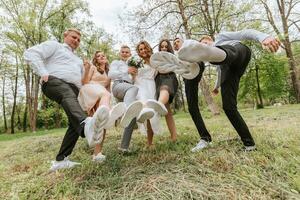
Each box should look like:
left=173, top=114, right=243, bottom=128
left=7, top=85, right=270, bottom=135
left=158, top=39, right=174, bottom=54
left=136, top=40, right=153, bottom=58
left=92, top=51, right=109, bottom=74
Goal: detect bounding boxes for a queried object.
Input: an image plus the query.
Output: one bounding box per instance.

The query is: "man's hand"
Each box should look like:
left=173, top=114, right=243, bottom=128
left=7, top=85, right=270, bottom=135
left=262, top=37, right=281, bottom=53
left=40, top=75, right=49, bottom=83
left=128, top=66, right=138, bottom=75
left=212, top=88, right=219, bottom=96
left=83, top=59, right=91, bottom=71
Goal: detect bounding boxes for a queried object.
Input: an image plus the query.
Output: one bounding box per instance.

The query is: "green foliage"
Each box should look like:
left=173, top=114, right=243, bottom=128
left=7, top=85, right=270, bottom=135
left=239, top=44, right=290, bottom=106
left=36, top=107, right=68, bottom=129
left=258, top=53, right=289, bottom=102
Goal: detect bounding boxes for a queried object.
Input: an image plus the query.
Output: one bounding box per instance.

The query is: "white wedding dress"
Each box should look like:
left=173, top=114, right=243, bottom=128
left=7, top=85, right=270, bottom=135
left=134, top=63, right=161, bottom=134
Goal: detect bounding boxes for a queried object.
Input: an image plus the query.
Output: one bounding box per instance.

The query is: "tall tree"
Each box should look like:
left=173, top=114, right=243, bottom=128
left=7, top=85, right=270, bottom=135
left=258, top=0, right=300, bottom=102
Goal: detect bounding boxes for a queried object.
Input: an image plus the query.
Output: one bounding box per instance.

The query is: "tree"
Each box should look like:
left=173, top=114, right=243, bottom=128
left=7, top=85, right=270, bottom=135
left=257, top=0, right=300, bottom=102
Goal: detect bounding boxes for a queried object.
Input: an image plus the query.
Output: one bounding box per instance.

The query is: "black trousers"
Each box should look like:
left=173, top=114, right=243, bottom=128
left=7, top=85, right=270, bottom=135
left=184, top=63, right=212, bottom=142
left=215, top=43, right=255, bottom=146
left=42, top=76, right=87, bottom=161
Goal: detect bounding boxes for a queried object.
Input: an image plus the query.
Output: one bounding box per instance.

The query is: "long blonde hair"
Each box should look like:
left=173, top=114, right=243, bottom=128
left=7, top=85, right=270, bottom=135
left=92, top=51, right=109, bottom=74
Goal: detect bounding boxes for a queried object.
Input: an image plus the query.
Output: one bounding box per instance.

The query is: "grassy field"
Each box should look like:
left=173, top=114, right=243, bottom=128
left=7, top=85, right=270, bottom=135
left=0, top=104, right=299, bottom=199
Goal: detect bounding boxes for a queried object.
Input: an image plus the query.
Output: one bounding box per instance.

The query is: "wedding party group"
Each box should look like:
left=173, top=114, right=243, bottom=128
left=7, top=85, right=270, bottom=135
left=24, top=28, right=280, bottom=172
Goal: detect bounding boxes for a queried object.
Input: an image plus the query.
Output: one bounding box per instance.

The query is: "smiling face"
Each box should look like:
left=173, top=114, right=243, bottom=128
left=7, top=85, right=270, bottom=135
left=95, top=52, right=108, bottom=65
left=160, top=41, right=169, bottom=52
left=119, top=47, right=131, bottom=61
left=173, top=38, right=183, bottom=51
left=64, top=30, right=81, bottom=50
left=137, top=41, right=152, bottom=60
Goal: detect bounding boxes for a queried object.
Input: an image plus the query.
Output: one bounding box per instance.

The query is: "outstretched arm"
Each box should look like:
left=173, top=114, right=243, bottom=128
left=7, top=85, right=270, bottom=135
left=216, top=29, right=280, bottom=52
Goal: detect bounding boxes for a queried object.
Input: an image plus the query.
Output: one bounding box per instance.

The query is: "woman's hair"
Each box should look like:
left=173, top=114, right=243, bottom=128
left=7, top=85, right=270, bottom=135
left=158, top=39, right=174, bottom=54
left=136, top=40, right=153, bottom=58
left=92, top=51, right=109, bottom=74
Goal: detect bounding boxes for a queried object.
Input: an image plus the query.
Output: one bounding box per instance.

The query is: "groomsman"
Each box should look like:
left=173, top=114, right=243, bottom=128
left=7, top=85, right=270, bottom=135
left=24, top=28, right=109, bottom=171
left=178, top=29, right=280, bottom=152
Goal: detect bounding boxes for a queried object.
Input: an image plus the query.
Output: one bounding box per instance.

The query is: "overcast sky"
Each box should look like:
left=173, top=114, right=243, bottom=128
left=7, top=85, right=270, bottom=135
left=88, top=0, right=143, bottom=48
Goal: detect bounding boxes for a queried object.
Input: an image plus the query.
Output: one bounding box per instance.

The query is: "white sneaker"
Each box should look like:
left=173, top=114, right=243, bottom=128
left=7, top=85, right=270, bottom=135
left=179, top=61, right=200, bottom=80
left=243, top=145, right=257, bottom=152
left=84, top=105, right=109, bottom=147
left=191, top=139, right=211, bottom=152
left=150, top=51, right=182, bottom=73
left=49, top=157, right=81, bottom=172
left=120, top=101, right=143, bottom=127
left=104, top=102, right=126, bottom=129
left=145, top=99, right=168, bottom=116
left=178, top=39, right=226, bottom=63
left=137, top=108, right=155, bottom=123
left=150, top=51, right=199, bottom=79
left=92, top=153, right=106, bottom=163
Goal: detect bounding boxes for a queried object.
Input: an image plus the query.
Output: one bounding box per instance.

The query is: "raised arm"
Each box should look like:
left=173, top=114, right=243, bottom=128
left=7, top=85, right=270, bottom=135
left=216, top=29, right=270, bottom=43
left=216, top=29, right=280, bottom=52
left=81, top=60, right=94, bottom=85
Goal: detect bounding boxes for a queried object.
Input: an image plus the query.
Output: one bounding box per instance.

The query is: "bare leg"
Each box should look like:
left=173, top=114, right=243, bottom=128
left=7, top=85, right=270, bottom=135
left=146, top=120, right=154, bottom=147
left=99, top=91, right=111, bottom=108
left=93, top=91, right=111, bottom=156
left=165, top=103, right=177, bottom=142
left=93, top=130, right=106, bottom=155
left=158, top=89, right=169, bottom=105
left=158, top=89, right=177, bottom=141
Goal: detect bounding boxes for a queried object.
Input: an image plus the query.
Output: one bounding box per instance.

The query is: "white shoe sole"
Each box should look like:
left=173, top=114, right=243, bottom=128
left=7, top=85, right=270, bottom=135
left=137, top=108, right=155, bottom=123
left=145, top=100, right=168, bottom=116
left=179, top=61, right=200, bottom=79
left=178, top=39, right=226, bottom=63
left=92, top=106, right=109, bottom=144
left=150, top=52, right=181, bottom=73
left=104, top=102, right=126, bottom=129
left=120, top=101, right=143, bottom=127
left=150, top=51, right=199, bottom=79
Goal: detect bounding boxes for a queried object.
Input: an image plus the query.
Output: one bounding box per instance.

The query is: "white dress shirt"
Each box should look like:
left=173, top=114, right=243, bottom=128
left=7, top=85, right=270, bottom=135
left=24, top=40, right=83, bottom=88
left=108, top=60, right=133, bottom=83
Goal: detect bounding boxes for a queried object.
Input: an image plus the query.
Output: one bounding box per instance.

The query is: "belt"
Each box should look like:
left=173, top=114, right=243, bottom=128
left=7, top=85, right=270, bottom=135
left=115, top=80, right=132, bottom=84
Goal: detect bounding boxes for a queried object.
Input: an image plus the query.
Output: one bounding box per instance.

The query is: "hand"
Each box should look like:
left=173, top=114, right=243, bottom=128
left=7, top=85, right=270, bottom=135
left=212, top=88, right=219, bottom=96
left=128, top=66, right=138, bottom=75
left=40, top=75, right=49, bottom=84
left=83, top=59, right=91, bottom=71
left=262, top=37, right=281, bottom=53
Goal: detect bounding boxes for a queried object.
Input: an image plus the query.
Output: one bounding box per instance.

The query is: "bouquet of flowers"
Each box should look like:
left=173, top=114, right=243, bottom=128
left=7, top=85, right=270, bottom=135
left=127, top=55, right=144, bottom=81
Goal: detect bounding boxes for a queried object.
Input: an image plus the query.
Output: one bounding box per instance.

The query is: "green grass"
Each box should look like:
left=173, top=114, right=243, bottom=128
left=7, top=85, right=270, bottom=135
left=0, top=104, right=300, bottom=199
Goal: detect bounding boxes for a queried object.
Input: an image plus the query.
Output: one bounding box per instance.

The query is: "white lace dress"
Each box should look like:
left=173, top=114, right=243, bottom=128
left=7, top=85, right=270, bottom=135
left=134, top=63, right=161, bottom=134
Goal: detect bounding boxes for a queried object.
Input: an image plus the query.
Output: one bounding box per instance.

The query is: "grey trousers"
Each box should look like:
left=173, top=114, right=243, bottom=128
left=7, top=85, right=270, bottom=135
left=112, top=81, right=139, bottom=149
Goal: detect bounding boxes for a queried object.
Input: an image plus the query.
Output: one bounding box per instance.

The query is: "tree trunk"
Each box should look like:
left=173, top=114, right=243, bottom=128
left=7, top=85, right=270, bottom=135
left=177, top=0, right=220, bottom=114
left=255, top=63, right=264, bottom=108
left=199, top=78, right=220, bottom=115
left=10, top=55, right=19, bottom=134
left=283, top=40, right=300, bottom=103
left=178, top=75, right=186, bottom=112
left=2, top=77, right=8, bottom=132
left=23, top=105, right=28, bottom=132
left=25, top=65, right=39, bottom=132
